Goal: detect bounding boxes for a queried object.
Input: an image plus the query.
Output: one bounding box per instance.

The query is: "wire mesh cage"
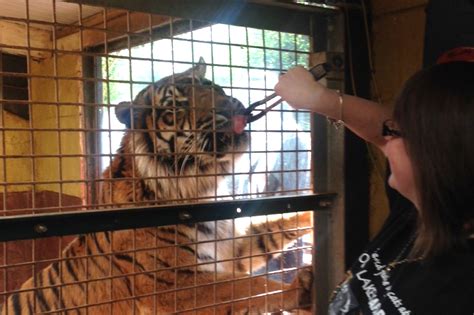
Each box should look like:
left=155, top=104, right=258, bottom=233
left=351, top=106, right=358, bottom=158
left=0, top=0, right=343, bottom=313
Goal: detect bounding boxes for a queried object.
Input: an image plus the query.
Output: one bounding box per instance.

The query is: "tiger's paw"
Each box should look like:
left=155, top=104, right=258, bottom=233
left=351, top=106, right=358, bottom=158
left=298, top=266, right=313, bottom=309
left=290, top=266, right=313, bottom=310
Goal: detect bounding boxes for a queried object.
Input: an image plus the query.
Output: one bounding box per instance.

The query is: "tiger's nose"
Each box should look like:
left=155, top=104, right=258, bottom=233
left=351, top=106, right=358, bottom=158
left=217, top=97, right=246, bottom=116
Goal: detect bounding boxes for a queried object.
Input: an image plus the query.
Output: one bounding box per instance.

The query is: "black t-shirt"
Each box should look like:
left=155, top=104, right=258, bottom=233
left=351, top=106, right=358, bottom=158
left=329, top=208, right=474, bottom=315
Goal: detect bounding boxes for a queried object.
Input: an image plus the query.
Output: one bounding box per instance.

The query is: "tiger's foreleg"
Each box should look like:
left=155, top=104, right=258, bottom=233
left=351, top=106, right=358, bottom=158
left=236, top=211, right=313, bottom=273
left=141, top=267, right=312, bottom=314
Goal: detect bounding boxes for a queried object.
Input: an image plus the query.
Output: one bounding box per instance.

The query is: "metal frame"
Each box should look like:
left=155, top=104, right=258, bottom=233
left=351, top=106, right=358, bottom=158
left=310, top=10, right=346, bottom=312
left=0, top=1, right=346, bottom=313
left=0, top=194, right=335, bottom=242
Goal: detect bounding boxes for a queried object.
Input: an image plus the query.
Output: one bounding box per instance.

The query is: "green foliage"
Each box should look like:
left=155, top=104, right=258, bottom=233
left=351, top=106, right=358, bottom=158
left=101, top=56, right=126, bottom=105
left=246, top=29, right=310, bottom=70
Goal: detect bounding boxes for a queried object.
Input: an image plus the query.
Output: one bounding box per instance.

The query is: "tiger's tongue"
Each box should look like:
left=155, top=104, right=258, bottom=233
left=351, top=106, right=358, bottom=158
left=232, top=115, right=247, bottom=134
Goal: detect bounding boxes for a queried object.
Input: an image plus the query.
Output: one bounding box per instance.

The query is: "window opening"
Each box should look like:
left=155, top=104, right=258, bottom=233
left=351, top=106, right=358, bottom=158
left=98, top=23, right=312, bottom=200
left=0, top=53, right=29, bottom=120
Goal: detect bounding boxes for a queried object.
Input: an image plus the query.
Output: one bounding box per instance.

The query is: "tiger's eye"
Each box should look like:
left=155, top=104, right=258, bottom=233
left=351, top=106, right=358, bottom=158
left=161, top=111, right=175, bottom=125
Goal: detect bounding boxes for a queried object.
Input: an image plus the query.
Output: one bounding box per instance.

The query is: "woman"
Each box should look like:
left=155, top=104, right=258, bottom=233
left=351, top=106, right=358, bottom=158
left=274, top=48, right=474, bottom=314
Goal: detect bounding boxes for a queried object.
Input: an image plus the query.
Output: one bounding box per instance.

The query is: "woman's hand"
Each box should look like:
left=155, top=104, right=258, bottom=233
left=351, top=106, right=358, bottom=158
left=274, top=66, right=329, bottom=112
left=276, top=66, right=392, bottom=149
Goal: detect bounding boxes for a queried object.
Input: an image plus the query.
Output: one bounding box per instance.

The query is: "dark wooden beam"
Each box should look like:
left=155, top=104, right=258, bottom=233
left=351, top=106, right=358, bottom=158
left=69, top=0, right=339, bottom=35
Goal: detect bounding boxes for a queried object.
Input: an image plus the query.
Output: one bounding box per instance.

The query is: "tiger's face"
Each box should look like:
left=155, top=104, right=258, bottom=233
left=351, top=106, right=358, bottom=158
left=115, top=59, right=249, bottom=174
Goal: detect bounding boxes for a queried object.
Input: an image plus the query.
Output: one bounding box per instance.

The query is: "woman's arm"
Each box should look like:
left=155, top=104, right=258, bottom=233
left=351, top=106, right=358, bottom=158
left=274, top=66, right=392, bottom=148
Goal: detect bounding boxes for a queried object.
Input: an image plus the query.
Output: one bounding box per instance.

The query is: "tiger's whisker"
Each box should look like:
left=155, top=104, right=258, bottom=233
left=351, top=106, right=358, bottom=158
left=180, top=154, right=191, bottom=175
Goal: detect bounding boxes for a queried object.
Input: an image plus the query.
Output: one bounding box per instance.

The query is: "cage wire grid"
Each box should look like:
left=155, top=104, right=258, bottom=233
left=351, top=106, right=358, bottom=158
left=0, top=0, right=337, bottom=313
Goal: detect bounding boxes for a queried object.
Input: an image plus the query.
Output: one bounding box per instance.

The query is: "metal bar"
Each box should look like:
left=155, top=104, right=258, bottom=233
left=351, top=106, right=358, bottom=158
left=0, top=194, right=335, bottom=242
left=343, top=0, right=370, bottom=271
left=310, top=10, right=346, bottom=315
left=313, top=209, right=331, bottom=313
left=83, top=56, right=100, bottom=208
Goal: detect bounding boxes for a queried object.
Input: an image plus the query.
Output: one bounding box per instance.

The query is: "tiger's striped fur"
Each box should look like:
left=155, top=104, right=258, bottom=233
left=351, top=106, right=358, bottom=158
left=2, top=59, right=313, bottom=314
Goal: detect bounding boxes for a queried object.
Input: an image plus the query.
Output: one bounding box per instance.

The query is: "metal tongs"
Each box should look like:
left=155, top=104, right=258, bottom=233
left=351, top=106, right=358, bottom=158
left=244, top=62, right=332, bottom=123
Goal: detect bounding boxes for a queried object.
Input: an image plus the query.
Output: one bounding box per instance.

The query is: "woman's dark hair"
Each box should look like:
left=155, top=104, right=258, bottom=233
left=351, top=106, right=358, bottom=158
left=393, top=61, right=474, bottom=259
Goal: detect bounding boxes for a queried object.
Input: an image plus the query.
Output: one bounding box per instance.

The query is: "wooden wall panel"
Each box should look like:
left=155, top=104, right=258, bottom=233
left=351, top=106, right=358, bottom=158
left=368, top=0, right=428, bottom=237
left=372, top=5, right=426, bottom=104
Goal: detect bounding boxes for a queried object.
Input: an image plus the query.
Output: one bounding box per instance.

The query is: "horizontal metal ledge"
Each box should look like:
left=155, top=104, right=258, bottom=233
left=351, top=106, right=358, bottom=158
left=0, top=194, right=336, bottom=242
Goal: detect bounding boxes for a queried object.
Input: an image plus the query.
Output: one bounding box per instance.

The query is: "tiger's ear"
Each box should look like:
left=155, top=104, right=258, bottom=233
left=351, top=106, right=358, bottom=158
left=195, top=57, right=207, bottom=78
left=184, top=57, right=206, bottom=79
left=115, top=101, right=133, bottom=128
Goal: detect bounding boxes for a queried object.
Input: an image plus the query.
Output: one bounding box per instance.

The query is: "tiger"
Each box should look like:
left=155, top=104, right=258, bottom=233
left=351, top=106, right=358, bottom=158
left=1, top=58, right=313, bottom=314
